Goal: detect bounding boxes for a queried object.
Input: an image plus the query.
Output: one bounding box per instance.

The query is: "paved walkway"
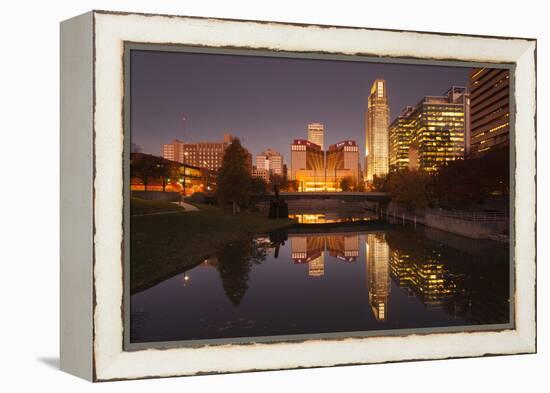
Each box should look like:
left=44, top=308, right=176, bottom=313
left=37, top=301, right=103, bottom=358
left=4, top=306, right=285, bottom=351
left=171, top=201, right=199, bottom=211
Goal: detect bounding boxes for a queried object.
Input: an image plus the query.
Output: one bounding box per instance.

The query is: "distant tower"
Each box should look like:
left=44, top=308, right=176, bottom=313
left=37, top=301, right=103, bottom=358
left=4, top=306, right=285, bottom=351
left=365, top=79, right=390, bottom=182
left=307, top=123, right=325, bottom=151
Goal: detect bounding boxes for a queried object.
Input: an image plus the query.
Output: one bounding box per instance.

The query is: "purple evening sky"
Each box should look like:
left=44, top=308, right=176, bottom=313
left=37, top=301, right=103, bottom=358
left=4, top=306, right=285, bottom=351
left=130, top=50, right=471, bottom=164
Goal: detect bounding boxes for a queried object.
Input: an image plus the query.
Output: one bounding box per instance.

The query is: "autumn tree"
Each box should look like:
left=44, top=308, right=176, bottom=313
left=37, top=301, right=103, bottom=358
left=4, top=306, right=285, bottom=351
left=385, top=169, right=433, bottom=211
left=216, top=138, right=253, bottom=214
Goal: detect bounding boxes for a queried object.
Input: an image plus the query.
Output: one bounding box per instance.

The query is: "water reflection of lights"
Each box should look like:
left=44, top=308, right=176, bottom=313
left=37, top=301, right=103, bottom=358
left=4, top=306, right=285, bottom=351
left=289, top=213, right=375, bottom=224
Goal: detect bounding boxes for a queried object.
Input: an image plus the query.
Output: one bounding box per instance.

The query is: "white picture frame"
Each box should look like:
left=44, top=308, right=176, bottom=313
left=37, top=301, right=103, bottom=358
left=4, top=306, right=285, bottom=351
left=60, top=10, right=536, bottom=381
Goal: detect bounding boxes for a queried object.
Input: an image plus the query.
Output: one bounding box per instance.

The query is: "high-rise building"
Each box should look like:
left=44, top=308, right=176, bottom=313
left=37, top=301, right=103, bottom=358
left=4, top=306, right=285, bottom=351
left=290, top=139, right=325, bottom=191
left=255, top=148, right=284, bottom=178
left=469, top=68, right=510, bottom=154
left=389, top=87, right=470, bottom=173
left=290, top=139, right=360, bottom=192
left=163, top=133, right=234, bottom=171
left=366, top=234, right=390, bottom=321
left=389, top=106, right=415, bottom=172
left=365, top=79, right=390, bottom=182
left=307, top=123, right=324, bottom=150
left=326, top=140, right=360, bottom=189
left=408, top=87, right=470, bottom=173
left=251, top=166, right=270, bottom=182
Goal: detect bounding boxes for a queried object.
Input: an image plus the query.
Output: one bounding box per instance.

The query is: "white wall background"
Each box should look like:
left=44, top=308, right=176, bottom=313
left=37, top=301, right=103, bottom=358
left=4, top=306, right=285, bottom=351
left=0, top=0, right=546, bottom=391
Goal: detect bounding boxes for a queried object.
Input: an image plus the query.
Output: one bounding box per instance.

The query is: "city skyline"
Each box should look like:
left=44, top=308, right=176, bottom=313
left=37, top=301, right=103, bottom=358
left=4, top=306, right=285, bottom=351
left=131, top=50, right=471, bottom=164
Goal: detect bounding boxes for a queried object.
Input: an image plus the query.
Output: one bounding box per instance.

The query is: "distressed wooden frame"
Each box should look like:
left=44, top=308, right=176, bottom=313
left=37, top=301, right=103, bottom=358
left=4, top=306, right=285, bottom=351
left=60, top=10, right=537, bottom=381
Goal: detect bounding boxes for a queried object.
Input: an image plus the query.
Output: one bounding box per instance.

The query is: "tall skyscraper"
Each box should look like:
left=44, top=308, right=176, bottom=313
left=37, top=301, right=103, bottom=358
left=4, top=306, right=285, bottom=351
left=365, top=79, right=390, bottom=182
left=387, top=87, right=470, bottom=173
left=307, top=123, right=325, bottom=150
left=468, top=68, right=510, bottom=154
left=388, top=106, right=415, bottom=172
left=407, top=87, right=470, bottom=173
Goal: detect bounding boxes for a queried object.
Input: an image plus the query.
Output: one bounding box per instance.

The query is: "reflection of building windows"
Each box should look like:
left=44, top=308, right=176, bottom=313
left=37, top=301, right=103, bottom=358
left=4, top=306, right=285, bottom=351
left=290, top=234, right=359, bottom=276
left=366, top=234, right=390, bottom=321
left=308, top=255, right=325, bottom=277
left=389, top=248, right=458, bottom=308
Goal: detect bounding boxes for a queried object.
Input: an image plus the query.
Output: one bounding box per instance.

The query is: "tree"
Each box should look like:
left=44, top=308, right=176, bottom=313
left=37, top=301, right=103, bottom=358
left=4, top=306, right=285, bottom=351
left=355, top=179, right=366, bottom=192
left=283, top=180, right=299, bottom=192
left=385, top=169, right=433, bottom=211
left=216, top=138, right=253, bottom=215
left=157, top=161, right=179, bottom=192
left=371, top=174, right=387, bottom=192
left=433, top=146, right=509, bottom=209
left=216, top=237, right=268, bottom=306
left=250, top=176, right=268, bottom=196
left=131, top=154, right=163, bottom=191
left=339, top=177, right=352, bottom=191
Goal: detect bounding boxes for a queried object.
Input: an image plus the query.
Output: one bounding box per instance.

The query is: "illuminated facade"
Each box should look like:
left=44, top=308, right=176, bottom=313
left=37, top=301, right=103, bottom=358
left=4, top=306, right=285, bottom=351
left=163, top=133, right=234, bottom=171
left=255, top=148, right=284, bottom=178
left=389, top=106, right=415, bottom=172
left=290, top=139, right=325, bottom=191
left=130, top=153, right=208, bottom=195
left=403, top=87, right=470, bottom=173
left=366, top=234, right=390, bottom=321
left=365, top=79, right=390, bottom=182
left=469, top=68, right=510, bottom=154
left=290, top=139, right=360, bottom=192
left=326, top=140, right=360, bottom=190
left=307, top=123, right=325, bottom=150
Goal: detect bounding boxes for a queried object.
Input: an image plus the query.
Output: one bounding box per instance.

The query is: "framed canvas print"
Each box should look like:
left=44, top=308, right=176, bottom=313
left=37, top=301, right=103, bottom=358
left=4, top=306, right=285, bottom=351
left=60, top=10, right=537, bottom=381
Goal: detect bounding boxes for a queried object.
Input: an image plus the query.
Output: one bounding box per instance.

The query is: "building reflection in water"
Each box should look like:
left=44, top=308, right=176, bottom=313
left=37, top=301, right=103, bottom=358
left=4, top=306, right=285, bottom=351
left=197, top=231, right=507, bottom=325
left=389, top=249, right=458, bottom=308
left=365, top=234, right=391, bottom=321
left=290, top=233, right=360, bottom=277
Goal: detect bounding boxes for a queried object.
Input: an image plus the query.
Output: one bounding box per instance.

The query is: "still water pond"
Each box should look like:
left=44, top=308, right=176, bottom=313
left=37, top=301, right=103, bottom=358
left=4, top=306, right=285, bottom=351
left=130, top=224, right=510, bottom=344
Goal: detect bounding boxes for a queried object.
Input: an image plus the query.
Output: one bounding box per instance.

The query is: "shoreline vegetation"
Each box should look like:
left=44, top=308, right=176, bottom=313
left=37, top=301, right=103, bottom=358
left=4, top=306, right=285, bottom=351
left=130, top=197, right=296, bottom=294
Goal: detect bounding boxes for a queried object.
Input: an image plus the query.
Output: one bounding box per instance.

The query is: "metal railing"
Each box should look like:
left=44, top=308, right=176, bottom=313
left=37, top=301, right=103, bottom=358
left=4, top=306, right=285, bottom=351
left=426, top=208, right=508, bottom=222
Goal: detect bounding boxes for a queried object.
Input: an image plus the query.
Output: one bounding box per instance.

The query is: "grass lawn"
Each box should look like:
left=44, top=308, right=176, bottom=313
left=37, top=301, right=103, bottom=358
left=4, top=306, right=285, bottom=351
left=130, top=198, right=295, bottom=294
left=130, top=197, right=184, bottom=215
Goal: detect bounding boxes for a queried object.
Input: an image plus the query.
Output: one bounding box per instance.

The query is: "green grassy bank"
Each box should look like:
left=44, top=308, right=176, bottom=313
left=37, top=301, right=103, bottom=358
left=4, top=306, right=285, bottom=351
left=130, top=197, right=295, bottom=294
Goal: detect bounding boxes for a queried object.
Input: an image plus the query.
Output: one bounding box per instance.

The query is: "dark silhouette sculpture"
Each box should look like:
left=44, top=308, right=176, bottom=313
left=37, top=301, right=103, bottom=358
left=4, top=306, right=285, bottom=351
left=268, top=184, right=289, bottom=219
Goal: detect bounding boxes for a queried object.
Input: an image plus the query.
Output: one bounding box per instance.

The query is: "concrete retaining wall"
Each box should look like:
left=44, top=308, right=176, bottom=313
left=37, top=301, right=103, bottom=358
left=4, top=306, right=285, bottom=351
left=424, top=212, right=507, bottom=240
left=377, top=201, right=507, bottom=240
